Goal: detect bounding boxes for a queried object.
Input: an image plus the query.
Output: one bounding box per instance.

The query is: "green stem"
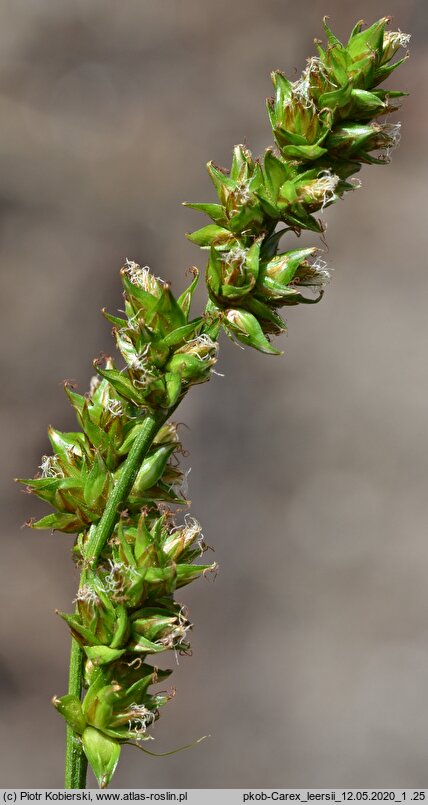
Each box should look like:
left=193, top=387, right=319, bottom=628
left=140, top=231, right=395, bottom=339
left=85, top=411, right=167, bottom=567
left=65, top=409, right=168, bottom=788
left=64, top=639, right=87, bottom=788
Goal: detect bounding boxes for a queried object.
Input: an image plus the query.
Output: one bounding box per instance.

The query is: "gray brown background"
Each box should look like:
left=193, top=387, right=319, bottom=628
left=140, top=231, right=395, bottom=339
left=1, top=0, right=427, bottom=789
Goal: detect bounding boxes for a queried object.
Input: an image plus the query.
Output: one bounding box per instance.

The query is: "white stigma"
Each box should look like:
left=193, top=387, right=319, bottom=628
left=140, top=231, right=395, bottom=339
left=73, top=585, right=100, bottom=606
left=236, top=180, right=252, bottom=204
left=124, top=259, right=161, bottom=294
left=224, top=246, right=248, bottom=275
left=183, top=513, right=204, bottom=549
left=127, top=703, right=156, bottom=735
left=311, top=170, right=339, bottom=210
left=394, top=31, right=411, bottom=49
left=184, top=334, right=219, bottom=361
left=291, top=58, right=334, bottom=109
left=292, top=62, right=315, bottom=109
left=106, top=399, right=124, bottom=417
left=39, top=455, right=64, bottom=479
left=382, top=122, right=402, bottom=159
left=104, top=560, right=126, bottom=596
left=310, top=255, right=331, bottom=286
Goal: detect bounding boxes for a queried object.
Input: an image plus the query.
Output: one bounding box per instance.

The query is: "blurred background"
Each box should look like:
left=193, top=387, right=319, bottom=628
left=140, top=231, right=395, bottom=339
left=1, top=0, right=427, bottom=789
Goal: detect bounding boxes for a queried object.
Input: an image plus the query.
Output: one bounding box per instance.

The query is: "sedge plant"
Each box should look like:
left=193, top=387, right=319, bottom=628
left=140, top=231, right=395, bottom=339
left=18, top=17, right=408, bottom=789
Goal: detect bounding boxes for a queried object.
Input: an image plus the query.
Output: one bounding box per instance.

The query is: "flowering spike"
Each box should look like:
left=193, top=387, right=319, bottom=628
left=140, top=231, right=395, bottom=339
left=18, top=16, right=408, bottom=789
left=184, top=16, right=408, bottom=354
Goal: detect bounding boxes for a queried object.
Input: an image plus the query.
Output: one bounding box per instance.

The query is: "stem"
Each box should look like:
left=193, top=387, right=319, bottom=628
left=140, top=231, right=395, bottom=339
left=64, top=639, right=87, bottom=788
left=85, top=411, right=167, bottom=567
left=65, top=409, right=168, bottom=788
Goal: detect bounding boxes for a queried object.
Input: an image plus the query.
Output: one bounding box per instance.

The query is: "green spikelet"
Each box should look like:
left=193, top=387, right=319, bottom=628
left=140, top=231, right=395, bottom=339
left=185, top=17, right=409, bottom=351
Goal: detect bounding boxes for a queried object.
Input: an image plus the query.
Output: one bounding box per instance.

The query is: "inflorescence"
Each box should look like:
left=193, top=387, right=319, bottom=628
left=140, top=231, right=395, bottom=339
left=18, top=17, right=408, bottom=787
